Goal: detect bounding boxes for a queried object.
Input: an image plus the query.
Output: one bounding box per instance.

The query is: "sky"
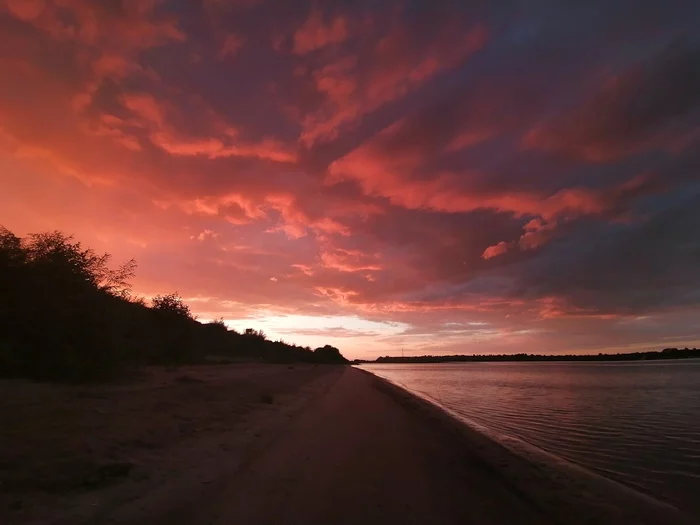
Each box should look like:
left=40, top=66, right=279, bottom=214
left=1, top=0, right=699, bottom=359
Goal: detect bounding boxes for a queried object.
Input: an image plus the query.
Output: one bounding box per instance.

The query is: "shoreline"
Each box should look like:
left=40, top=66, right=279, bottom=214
left=3, top=365, right=696, bottom=524
left=360, top=367, right=696, bottom=525
left=361, top=348, right=700, bottom=364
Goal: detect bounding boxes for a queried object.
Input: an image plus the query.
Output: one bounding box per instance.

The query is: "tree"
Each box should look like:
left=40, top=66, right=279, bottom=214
left=0, top=228, right=138, bottom=381
left=99, top=258, right=137, bottom=298
left=151, top=292, right=192, bottom=319
left=0, top=226, right=25, bottom=266
left=314, top=345, right=348, bottom=364
left=0, top=226, right=349, bottom=380
left=25, top=231, right=108, bottom=289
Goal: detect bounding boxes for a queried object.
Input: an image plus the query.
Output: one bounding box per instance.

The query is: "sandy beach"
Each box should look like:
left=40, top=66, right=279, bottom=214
left=2, top=365, right=695, bottom=525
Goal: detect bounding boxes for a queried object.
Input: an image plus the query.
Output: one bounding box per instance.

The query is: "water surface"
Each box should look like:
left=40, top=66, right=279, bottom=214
left=360, top=360, right=700, bottom=517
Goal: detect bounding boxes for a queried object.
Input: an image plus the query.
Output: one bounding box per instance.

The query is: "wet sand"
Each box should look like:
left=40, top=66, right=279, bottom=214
left=2, top=366, right=695, bottom=524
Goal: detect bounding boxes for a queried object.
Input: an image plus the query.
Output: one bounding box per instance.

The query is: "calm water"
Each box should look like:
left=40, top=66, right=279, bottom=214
left=360, top=360, right=700, bottom=516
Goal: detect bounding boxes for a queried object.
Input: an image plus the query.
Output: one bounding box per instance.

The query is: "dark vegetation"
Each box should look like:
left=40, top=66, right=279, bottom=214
left=0, top=227, right=347, bottom=382
left=365, top=347, right=700, bottom=364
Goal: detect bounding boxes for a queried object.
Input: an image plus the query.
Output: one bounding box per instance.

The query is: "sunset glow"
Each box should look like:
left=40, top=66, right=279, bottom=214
left=1, top=0, right=699, bottom=359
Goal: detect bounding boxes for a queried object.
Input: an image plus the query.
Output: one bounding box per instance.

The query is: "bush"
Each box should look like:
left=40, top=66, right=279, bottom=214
left=313, top=345, right=349, bottom=364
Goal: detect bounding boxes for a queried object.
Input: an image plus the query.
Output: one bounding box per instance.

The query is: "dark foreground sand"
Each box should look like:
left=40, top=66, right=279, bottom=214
left=2, top=365, right=695, bottom=525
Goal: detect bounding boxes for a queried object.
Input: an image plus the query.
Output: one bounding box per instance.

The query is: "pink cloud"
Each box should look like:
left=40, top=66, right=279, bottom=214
left=329, top=136, right=611, bottom=220
left=150, top=133, right=225, bottom=157
left=219, top=33, right=245, bottom=59
left=521, top=43, right=700, bottom=162
left=155, top=193, right=267, bottom=225
left=328, top=112, right=660, bottom=227
left=320, top=248, right=382, bottom=272
left=90, top=53, right=138, bottom=78
left=118, top=92, right=296, bottom=162
left=312, top=56, right=358, bottom=104
left=482, top=219, right=558, bottom=259
left=83, top=113, right=143, bottom=152
left=203, top=0, right=263, bottom=10
left=537, top=297, right=621, bottom=320
left=314, top=286, right=360, bottom=305
left=4, top=0, right=185, bottom=48
left=482, top=241, right=512, bottom=260
left=4, top=1, right=185, bottom=117
left=5, top=0, right=46, bottom=21
left=293, top=9, right=349, bottom=55
left=121, top=92, right=167, bottom=127
left=266, top=194, right=351, bottom=238
left=300, top=23, right=487, bottom=145
left=291, top=264, right=315, bottom=276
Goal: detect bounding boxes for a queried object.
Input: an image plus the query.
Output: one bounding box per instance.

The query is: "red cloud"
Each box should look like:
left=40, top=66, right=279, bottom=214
left=522, top=42, right=700, bottom=162
left=203, top=0, right=263, bottom=11
left=300, top=23, right=487, bottom=145
left=5, top=1, right=186, bottom=116
left=4, top=0, right=184, bottom=48
left=155, top=193, right=268, bottom=225
left=266, top=194, right=351, bottom=238
left=482, top=241, right=511, bottom=260
left=330, top=119, right=669, bottom=258
left=117, top=92, right=296, bottom=162
left=150, top=133, right=225, bottom=157
left=293, top=9, right=349, bottom=54
left=518, top=218, right=556, bottom=251
left=329, top=132, right=612, bottom=220
left=219, top=33, right=246, bottom=59
left=5, top=0, right=46, bottom=21
left=314, top=286, right=360, bottom=306
left=320, top=248, right=382, bottom=272
left=482, top=219, right=557, bottom=259
left=83, top=113, right=142, bottom=152
left=90, top=53, right=137, bottom=78
left=121, top=92, right=167, bottom=127
left=312, top=56, right=358, bottom=104
left=537, top=297, right=621, bottom=320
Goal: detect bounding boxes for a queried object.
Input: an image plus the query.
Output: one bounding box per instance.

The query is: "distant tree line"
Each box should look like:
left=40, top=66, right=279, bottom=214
left=0, top=227, right=347, bottom=382
left=367, top=347, right=700, bottom=364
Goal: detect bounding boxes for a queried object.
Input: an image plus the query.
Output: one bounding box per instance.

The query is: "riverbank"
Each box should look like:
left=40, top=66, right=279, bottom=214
left=1, top=364, right=342, bottom=524
left=2, top=366, right=694, bottom=524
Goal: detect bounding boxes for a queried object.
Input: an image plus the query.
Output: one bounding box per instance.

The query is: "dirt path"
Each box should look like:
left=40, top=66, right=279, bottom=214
left=1, top=364, right=343, bottom=525
left=169, top=367, right=553, bottom=525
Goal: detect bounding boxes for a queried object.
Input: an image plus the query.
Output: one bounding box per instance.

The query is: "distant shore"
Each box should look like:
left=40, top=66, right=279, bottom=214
left=2, top=365, right=695, bottom=524
left=358, top=347, right=700, bottom=364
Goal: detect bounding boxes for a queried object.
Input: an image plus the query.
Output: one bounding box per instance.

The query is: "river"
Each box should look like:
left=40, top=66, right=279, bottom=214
left=359, top=359, right=700, bottom=518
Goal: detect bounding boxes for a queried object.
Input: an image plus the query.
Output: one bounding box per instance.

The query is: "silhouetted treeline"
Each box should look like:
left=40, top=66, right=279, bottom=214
left=0, top=227, right=347, bottom=382
left=365, top=347, right=700, bottom=364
